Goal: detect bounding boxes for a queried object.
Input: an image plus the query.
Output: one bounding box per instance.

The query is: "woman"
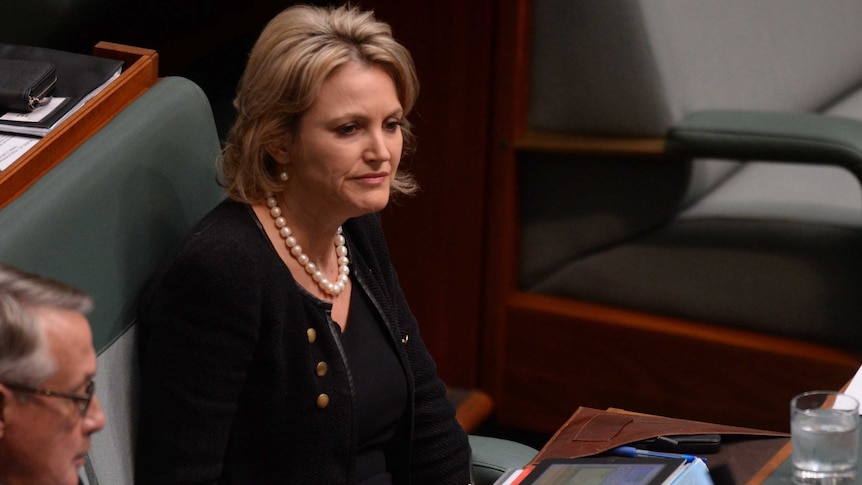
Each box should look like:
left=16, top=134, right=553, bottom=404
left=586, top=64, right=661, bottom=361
left=135, top=5, right=471, bottom=484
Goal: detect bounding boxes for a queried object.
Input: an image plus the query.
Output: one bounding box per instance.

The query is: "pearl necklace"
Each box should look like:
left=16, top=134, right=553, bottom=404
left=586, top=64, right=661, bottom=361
left=265, top=194, right=349, bottom=297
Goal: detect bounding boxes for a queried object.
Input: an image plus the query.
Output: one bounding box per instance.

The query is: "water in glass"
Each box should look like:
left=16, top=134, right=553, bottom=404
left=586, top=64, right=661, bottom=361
left=792, top=407, right=858, bottom=484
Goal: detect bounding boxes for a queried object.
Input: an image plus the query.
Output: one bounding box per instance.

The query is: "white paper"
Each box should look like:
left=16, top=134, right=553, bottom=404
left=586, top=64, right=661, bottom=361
left=842, top=364, right=862, bottom=413
left=0, top=97, right=68, bottom=123
left=0, top=133, right=38, bottom=171
left=667, top=458, right=713, bottom=485
left=493, top=468, right=525, bottom=485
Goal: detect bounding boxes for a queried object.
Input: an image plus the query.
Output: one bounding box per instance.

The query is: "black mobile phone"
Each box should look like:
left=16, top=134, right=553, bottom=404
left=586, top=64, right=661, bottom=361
left=629, top=434, right=721, bottom=454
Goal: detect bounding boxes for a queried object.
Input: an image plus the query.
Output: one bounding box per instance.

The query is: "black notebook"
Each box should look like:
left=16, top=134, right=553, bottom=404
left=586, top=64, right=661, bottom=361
left=0, top=44, right=123, bottom=137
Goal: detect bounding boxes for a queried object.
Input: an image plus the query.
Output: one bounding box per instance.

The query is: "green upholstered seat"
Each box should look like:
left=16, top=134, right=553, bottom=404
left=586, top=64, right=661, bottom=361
left=0, top=76, right=224, bottom=484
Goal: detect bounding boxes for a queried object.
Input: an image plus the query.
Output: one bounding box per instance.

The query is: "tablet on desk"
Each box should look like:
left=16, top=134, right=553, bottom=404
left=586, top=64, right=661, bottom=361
left=519, top=457, right=688, bottom=485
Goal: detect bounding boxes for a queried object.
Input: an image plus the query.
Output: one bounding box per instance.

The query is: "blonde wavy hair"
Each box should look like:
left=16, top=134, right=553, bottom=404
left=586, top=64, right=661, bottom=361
left=221, top=4, right=420, bottom=203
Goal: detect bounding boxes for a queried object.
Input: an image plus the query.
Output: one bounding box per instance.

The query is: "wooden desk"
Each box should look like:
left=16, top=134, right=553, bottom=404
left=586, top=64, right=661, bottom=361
left=531, top=407, right=790, bottom=485
left=0, top=42, right=158, bottom=208
left=750, top=441, right=793, bottom=485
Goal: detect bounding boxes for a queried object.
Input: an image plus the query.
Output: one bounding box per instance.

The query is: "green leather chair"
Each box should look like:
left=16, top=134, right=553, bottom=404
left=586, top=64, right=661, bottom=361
left=488, top=0, right=862, bottom=434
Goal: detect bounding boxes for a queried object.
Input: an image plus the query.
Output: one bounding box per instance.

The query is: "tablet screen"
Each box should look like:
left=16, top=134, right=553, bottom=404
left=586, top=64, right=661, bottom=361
left=520, top=457, right=686, bottom=485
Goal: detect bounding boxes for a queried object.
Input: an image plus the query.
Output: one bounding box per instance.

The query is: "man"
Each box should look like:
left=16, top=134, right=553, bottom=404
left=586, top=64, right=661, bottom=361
left=0, top=264, right=106, bottom=485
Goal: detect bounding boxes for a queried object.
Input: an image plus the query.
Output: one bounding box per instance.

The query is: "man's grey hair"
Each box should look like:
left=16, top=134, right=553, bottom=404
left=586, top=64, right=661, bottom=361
left=0, top=264, right=93, bottom=387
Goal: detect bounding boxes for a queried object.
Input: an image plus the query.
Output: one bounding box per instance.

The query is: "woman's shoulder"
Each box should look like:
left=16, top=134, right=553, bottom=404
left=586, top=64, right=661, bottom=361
left=187, top=199, right=258, bottom=237
left=344, top=213, right=392, bottom=262
left=181, top=199, right=265, bottom=246
left=343, top=212, right=386, bottom=248
left=342, top=212, right=398, bottom=285
left=163, top=199, right=276, bottom=278
left=138, top=199, right=293, bottom=322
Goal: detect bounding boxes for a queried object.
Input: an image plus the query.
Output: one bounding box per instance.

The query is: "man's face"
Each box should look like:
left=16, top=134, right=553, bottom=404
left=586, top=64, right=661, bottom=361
left=0, top=308, right=106, bottom=485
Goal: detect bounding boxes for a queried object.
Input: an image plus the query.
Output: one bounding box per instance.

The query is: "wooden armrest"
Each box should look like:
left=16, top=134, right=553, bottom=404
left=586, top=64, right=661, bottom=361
left=511, top=130, right=666, bottom=156
left=448, top=387, right=495, bottom=433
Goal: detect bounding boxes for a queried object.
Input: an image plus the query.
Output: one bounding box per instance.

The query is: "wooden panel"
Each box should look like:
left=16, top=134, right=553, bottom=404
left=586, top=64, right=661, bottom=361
left=0, top=42, right=158, bottom=208
left=363, top=1, right=497, bottom=387
left=482, top=0, right=535, bottom=401
left=513, top=131, right=666, bottom=156
left=448, top=387, right=495, bottom=433
left=497, top=292, right=862, bottom=434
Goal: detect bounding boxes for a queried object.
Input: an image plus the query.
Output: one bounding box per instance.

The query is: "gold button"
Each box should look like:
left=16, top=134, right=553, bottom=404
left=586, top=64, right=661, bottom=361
left=307, top=328, right=317, bottom=343
left=316, top=361, right=328, bottom=377
left=316, top=393, right=329, bottom=409
left=401, top=334, right=409, bottom=344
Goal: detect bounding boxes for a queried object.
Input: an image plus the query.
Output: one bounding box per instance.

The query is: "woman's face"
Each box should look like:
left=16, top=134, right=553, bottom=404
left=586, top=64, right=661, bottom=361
left=275, top=61, right=404, bottom=223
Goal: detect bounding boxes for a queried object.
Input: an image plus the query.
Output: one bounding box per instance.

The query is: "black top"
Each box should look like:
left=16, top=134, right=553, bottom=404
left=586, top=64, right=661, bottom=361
left=335, top=281, right=407, bottom=483
left=135, top=200, right=471, bottom=484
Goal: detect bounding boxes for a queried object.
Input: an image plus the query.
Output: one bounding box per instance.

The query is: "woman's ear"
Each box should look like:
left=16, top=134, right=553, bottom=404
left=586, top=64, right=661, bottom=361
left=267, top=142, right=291, bottom=166
left=0, top=385, right=10, bottom=438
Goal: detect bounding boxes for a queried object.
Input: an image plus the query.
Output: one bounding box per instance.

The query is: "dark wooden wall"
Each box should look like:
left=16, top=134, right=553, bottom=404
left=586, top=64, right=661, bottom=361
left=362, top=1, right=496, bottom=388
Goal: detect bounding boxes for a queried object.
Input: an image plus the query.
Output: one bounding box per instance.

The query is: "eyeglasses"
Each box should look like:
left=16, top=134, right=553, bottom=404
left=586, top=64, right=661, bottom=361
left=2, top=378, right=95, bottom=417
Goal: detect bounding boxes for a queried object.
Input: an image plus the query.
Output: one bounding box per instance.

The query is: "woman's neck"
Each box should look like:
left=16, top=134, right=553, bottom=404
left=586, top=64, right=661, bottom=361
left=254, top=196, right=350, bottom=299
left=276, top=194, right=343, bottom=267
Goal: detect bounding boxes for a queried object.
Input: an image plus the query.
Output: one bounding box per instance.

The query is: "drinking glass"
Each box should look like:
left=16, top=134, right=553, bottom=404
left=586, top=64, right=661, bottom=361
left=791, top=391, right=859, bottom=485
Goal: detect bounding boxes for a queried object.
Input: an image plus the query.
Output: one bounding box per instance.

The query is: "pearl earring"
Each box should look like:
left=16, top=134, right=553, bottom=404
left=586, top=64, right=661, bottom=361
left=280, top=171, right=289, bottom=182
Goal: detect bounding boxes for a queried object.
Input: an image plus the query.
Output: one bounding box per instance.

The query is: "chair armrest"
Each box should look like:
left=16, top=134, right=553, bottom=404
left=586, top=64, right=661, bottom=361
left=469, top=435, right=538, bottom=485
left=666, top=110, right=862, bottom=181
left=449, top=387, right=495, bottom=433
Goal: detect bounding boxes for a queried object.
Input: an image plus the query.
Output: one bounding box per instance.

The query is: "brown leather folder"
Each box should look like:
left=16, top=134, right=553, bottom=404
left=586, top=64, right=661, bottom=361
left=532, top=407, right=790, bottom=485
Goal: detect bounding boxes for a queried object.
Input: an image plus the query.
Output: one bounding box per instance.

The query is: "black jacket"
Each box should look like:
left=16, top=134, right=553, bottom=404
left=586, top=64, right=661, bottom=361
left=135, top=200, right=471, bottom=484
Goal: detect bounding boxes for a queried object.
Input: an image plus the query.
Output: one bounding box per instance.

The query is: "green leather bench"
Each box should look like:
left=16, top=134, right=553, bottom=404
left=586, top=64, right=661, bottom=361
left=0, top=76, right=225, bottom=484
